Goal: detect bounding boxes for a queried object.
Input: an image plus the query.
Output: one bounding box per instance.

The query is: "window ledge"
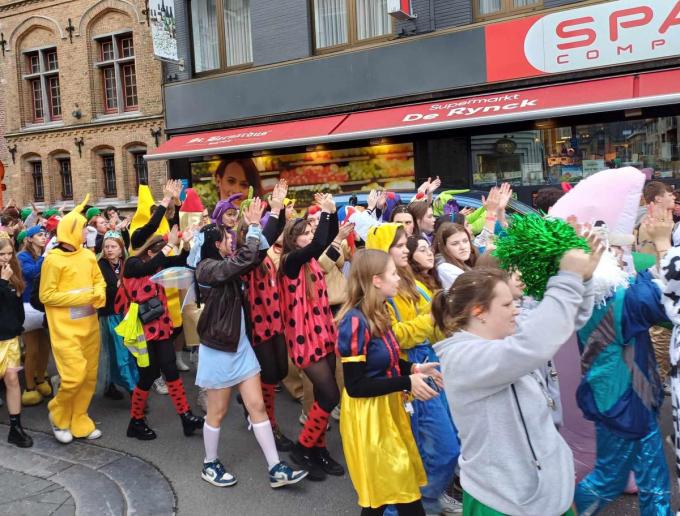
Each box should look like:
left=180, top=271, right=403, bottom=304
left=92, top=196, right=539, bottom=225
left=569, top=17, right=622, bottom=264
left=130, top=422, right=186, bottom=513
left=94, top=111, right=142, bottom=122
left=21, top=121, right=64, bottom=132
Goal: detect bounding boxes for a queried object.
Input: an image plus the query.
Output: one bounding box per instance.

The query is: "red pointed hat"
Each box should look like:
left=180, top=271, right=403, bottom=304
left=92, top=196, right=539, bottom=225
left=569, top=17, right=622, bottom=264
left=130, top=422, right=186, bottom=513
left=180, top=188, right=204, bottom=213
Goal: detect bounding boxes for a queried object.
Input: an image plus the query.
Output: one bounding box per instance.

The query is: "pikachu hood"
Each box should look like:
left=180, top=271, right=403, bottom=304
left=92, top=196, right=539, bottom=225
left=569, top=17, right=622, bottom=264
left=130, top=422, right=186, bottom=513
left=56, top=195, right=89, bottom=249
left=365, top=223, right=400, bottom=253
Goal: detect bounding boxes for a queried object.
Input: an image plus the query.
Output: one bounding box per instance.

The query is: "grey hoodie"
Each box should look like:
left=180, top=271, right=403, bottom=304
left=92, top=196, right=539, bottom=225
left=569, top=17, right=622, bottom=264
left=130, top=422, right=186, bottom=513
left=433, top=272, right=593, bottom=516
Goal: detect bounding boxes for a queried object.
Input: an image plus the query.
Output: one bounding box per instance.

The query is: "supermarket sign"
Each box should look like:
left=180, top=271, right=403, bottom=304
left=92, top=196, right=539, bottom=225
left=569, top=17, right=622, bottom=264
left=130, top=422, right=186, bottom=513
left=333, top=75, right=635, bottom=135
left=485, top=0, right=680, bottom=81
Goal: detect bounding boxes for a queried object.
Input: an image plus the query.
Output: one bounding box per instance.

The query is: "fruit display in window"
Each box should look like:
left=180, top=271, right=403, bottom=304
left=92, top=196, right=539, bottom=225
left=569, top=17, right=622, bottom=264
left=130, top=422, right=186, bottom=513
left=280, top=164, right=348, bottom=185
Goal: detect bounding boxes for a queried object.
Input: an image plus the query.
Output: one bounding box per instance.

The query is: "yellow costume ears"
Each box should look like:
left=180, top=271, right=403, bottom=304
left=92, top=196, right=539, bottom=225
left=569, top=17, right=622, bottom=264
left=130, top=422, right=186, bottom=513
left=73, top=194, right=90, bottom=215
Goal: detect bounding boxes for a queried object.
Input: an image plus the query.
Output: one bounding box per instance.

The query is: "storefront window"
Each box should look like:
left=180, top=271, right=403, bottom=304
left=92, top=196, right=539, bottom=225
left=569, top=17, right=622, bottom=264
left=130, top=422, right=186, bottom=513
left=472, top=116, right=680, bottom=187
left=190, top=143, right=415, bottom=209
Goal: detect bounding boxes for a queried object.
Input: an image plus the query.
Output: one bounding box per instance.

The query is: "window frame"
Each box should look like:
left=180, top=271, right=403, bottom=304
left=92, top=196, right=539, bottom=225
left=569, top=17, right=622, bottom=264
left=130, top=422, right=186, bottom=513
left=22, top=46, right=61, bottom=125
left=472, top=0, right=543, bottom=22
left=189, top=0, right=254, bottom=77
left=102, top=154, right=117, bottom=198
left=57, top=157, right=73, bottom=200
left=131, top=150, right=149, bottom=188
left=94, top=32, right=138, bottom=116
left=30, top=161, right=45, bottom=202
left=311, top=0, right=395, bottom=55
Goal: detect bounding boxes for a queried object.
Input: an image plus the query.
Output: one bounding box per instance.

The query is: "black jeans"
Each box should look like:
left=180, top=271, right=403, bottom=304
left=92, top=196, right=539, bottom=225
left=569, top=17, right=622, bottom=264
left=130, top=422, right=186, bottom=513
left=360, top=501, right=425, bottom=516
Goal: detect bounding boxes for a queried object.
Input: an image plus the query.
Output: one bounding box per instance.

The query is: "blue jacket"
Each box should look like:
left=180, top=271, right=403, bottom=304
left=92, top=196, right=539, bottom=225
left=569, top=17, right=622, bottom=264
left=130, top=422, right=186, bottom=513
left=17, top=250, right=43, bottom=304
left=576, top=272, right=666, bottom=439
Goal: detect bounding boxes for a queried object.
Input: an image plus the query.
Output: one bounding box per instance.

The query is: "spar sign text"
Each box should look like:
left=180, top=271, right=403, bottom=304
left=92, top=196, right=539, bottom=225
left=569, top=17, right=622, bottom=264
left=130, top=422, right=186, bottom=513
left=485, top=0, right=680, bottom=81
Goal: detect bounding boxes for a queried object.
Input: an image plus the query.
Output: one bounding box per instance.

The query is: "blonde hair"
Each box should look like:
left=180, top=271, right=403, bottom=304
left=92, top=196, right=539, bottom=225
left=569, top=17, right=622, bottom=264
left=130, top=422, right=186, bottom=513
left=336, top=249, right=393, bottom=337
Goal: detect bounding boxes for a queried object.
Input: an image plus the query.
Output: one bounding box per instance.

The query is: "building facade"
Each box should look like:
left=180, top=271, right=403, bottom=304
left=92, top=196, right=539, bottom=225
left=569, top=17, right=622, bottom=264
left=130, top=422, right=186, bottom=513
left=150, top=0, right=680, bottom=208
left=0, top=0, right=167, bottom=209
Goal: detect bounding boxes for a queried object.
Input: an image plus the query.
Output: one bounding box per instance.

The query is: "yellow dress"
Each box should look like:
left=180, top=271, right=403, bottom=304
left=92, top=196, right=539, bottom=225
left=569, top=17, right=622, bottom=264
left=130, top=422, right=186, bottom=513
left=40, top=196, right=106, bottom=438
left=338, top=308, right=426, bottom=508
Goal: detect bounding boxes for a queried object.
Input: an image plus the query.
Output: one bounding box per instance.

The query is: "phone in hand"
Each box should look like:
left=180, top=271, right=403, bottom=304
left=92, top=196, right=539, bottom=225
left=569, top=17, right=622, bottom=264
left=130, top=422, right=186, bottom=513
left=425, top=376, right=440, bottom=393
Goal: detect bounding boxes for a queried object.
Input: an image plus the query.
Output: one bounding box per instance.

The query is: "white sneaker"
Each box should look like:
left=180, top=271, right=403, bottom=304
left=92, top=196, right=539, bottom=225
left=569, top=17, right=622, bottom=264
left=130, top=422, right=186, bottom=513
left=331, top=405, right=341, bottom=421
left=153, top=377, right=168, bottom=395
left=176, top=353, right=190, bottom=372
left=48, top=413, right=73, bottom=444
left=86, top=428, right=102, bottom=440
left=439, top=492, right=463, bottom=514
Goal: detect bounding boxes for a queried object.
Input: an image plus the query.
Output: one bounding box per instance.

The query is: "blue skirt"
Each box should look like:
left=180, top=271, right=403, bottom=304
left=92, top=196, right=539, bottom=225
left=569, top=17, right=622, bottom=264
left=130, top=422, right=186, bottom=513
left=97, top=314, right=139, bottom=393
left=196, top=340, right=261, bottom=390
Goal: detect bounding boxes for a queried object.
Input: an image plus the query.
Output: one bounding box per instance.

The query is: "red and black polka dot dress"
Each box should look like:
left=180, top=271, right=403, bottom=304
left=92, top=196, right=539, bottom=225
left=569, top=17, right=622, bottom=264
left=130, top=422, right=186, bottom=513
left=115, top=276, right=174, bottom=342
left=279, top=258, right=337, bottom=369
left=242, top=255, right=283, bottom=346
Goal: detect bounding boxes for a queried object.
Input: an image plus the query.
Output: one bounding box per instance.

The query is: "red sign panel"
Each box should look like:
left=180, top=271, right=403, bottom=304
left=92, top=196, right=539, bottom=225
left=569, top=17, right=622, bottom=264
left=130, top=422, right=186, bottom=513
left=485, top=0, right=680, bottom=82
left=333, top=76, right=635, bottom=137
left=147, top=115, right=346, bottom=160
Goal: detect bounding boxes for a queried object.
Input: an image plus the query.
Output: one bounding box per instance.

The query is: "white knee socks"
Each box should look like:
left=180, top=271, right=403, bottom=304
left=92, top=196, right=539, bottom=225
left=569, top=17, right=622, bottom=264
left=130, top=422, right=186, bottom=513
left=251, top=419, right=279, bottom=469
left=203, top=422, right=220, bottom=463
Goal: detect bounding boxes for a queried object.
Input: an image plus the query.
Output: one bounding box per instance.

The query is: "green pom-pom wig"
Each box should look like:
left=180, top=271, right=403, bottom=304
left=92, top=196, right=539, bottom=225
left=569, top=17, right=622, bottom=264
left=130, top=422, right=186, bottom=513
left=493, top=214, right=589, bottom=300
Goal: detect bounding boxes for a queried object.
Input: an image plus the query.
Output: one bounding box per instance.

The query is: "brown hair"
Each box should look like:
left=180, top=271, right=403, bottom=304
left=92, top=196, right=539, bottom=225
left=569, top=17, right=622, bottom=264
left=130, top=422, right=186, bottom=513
left=407, top=201, right=431, bottom=235
left=0, top=239, right=25, bottom=295
left=431, top=268, right=507, bottom=335
left=433, top=222, right=478, bottom=270
left=336, top=249, right=392, bottom=337
left=534, top=188, right=565, bottom=214
left=21, top=231, right=46, bottom=260
left=388, top=225, right=420, bottom=305
left=406, top=235, right=441, bottom=292
left=280, top=218, right=316, bottom=301
left=389, top=205, right=412, bottom=222
left=643, top=181, right=673, bottom=204
left=215, top=158, right=263, bottom=197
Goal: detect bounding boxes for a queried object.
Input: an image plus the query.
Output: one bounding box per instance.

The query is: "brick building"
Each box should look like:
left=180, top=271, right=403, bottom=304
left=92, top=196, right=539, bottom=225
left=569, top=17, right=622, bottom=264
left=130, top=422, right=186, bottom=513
left=149, top=0, right=680, bottom=207
left=0, top=0, right=167, bottom=210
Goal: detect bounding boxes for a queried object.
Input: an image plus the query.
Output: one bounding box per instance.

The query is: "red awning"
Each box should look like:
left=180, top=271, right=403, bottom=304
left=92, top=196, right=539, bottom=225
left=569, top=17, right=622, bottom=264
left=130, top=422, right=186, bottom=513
left=146, top=115, right=347, bottom=160
left=147, top=69, right=680, bottom=161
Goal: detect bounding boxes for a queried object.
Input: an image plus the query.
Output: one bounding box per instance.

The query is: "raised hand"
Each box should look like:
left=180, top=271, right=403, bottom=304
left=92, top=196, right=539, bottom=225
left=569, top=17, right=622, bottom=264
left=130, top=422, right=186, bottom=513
left=497, top=183, right=513, bottom=212
left=167, top=225, right=180, bottom=247
left=559, top=249, right=592, bottom=278
left=459, top=207, right=474, bottom=217
left=417, top=178, right=431, bottom=196
left=582, top=231, right=605, bottom=281
left=318, top=193, right=336, bottom=214
left=428, top=176, right=442, bottom=194
left=269, top=180, right=288, bottom=213
left=163, top=180, right=183, bottom=200
left=336, top=222, right=355, bottom=242
left=366, top=189, right=379, bottom=211
left=244, top=197, right=264, bottom=226
left=482, top=186, right=501, bottom=214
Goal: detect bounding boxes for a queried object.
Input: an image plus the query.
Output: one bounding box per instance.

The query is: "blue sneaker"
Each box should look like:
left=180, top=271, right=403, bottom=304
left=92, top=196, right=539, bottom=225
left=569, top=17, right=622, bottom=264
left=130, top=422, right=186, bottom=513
left=268, top=461, right=308, bottom=488
left=201, top=459, right=237, bottom=487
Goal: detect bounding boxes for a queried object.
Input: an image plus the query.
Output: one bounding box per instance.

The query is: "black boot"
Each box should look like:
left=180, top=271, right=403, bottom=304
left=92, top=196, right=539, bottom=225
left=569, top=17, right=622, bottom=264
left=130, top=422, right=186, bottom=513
left=312, top=447, right=345, bottom=476
left=180, top=411, right=204, bottom=436
left=290, top=443, right=326, bottom=481
left=104, top=384, right=124, bottom=400
left=127, top=417, right=157, bottom=440
left=8, top=422, right=33, bottom=448
left=273, top=425, right=294, bottom=452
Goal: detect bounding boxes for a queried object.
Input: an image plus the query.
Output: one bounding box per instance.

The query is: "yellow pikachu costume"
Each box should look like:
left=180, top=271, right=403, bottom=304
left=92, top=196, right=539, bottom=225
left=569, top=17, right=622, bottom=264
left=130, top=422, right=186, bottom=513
left=40, top=196, right=106, bottom=438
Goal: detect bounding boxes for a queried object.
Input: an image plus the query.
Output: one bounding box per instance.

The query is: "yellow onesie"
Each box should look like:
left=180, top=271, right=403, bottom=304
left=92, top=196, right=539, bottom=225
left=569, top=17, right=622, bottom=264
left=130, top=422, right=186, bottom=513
left=40, top=196, right=106, bottom=438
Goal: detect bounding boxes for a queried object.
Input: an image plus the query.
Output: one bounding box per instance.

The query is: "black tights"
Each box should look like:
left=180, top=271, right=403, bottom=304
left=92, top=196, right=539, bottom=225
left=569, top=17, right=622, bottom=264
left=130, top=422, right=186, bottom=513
left=303, top=353, right=339, bottom=413
left=253, top=334, right=288, bottom=385
left=137, top=338, right=179, bottom=391
left=360, top=501, right=425, bottom=516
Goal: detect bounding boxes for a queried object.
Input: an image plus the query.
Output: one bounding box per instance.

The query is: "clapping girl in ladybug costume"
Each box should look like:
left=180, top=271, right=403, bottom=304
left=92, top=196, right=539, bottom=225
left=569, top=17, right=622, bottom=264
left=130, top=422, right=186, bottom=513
left=279, top=193, right=346, bottom=481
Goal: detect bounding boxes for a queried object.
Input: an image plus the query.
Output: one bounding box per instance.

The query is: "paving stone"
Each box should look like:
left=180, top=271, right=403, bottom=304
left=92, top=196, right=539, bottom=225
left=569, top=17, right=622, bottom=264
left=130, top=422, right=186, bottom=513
left=28, top=431, right=124, bottom=469
left=0, top=442, right=74, bottom=479
left=0, top=468, right=75, bottom=516
left=50, top=463, right=126, bottom=516
left=99, top=456, right=176, bottom=516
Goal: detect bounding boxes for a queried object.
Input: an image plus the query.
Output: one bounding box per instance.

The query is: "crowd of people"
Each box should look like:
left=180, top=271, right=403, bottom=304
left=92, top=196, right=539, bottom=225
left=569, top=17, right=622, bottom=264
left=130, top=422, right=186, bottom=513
left=1, top=170, right=680, bottom=515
